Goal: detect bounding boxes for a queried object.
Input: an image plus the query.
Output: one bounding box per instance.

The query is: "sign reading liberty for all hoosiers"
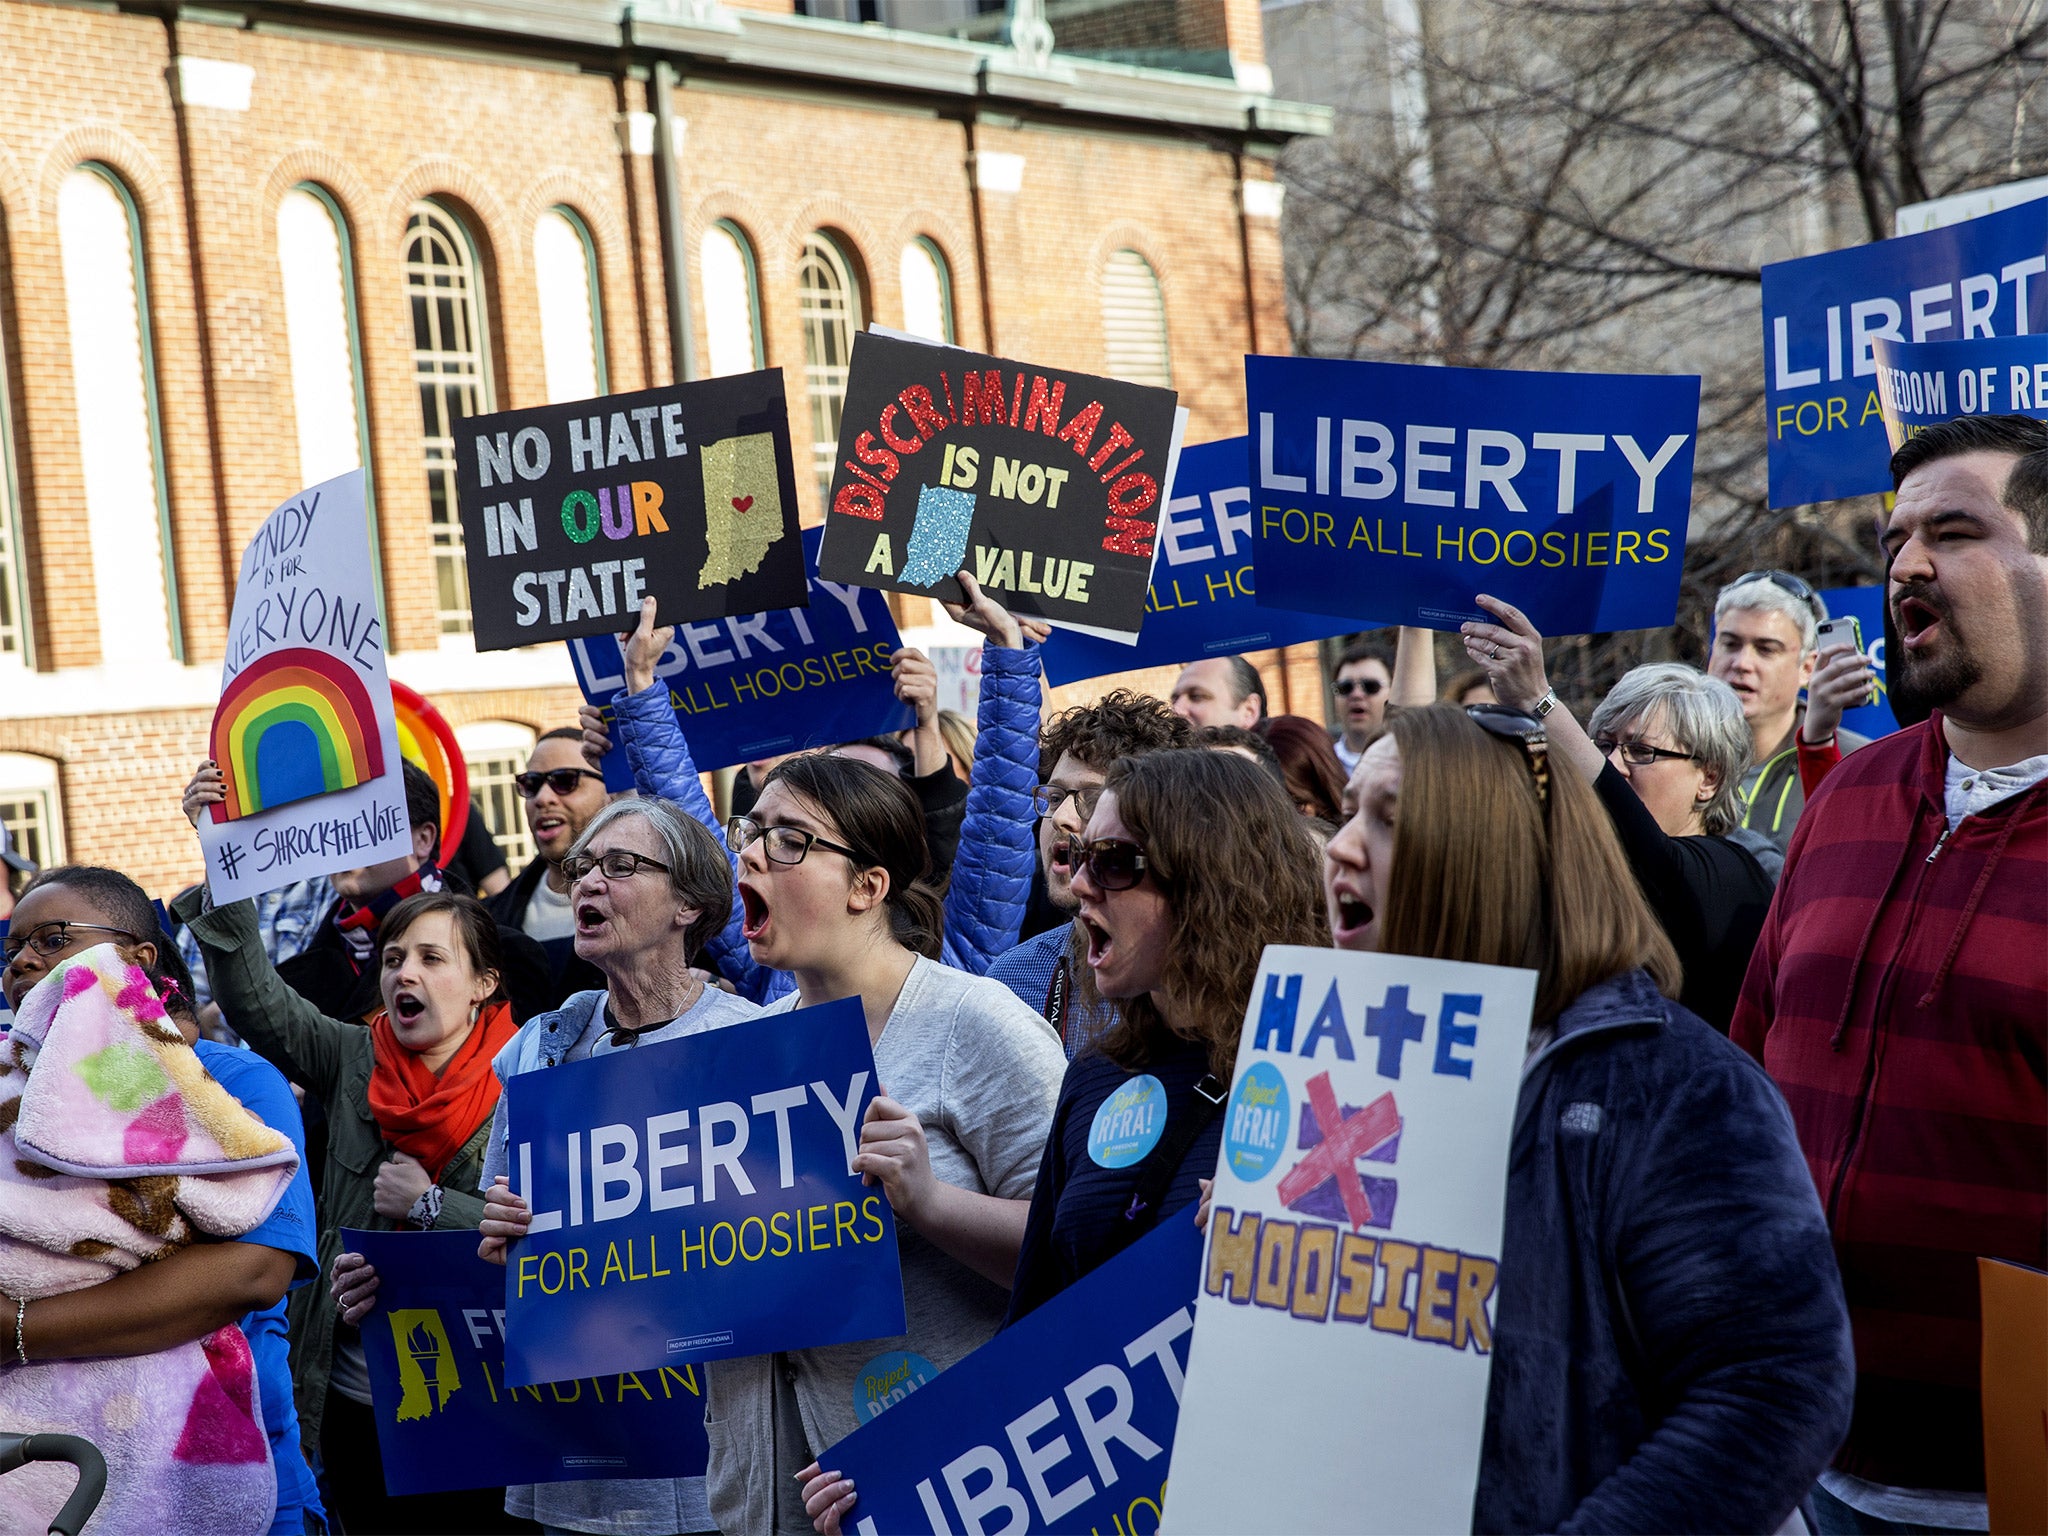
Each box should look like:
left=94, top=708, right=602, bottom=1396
left=818, top=332, right=1181, bottom=641
left=455, top=373, right=807, bottom=650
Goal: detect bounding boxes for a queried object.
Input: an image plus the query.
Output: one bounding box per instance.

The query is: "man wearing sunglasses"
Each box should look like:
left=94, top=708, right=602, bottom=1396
left=484, top=727, right=614, bottom=1009
left=1707, top=569, right=1867, bottom=851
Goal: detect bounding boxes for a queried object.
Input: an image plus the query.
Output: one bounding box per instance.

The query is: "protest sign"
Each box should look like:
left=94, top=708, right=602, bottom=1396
left=569, top=527, right=912, bottom=787
left=502, top=997, right=905, bottom=1387
left=818, top=331, right=1180, bottom=639
left=1038, top=435, right=1363, bottom=687
left=1164, top=945, right=1534, bottom=1533
left=199, top=470, right=410, bottom=905
left=1247, top=355, right=1700, bottom=636
left=389, top=681, right=469, bottom=864
left=825, top=1218, right=1201, bottom=1536
left=1760, top=198, right=2048, bottom=507
left=1873, top=334, right=2048, bottom=452
left=455, top=373, right=806, bottom=650
left=1816, top=585, right=1899, bottom=740
left=344, top=1227, right=708, bottom=1496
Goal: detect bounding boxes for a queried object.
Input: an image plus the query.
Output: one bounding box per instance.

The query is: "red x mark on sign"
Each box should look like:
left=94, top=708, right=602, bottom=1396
left=1275, top=1072, right=1400, bottom=1231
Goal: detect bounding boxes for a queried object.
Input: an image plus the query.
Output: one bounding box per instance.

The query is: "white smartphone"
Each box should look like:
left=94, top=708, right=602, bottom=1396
left=1813, top=615, right=1877, bottom=706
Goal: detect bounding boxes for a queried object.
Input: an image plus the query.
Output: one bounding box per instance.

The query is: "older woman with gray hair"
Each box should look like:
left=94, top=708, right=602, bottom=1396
left=330, top=795, right=757, bottom=1536
left=1459, top=593, right=1778, bottom=1033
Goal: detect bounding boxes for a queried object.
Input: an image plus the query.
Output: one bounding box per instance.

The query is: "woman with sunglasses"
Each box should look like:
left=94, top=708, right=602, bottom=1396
left=713, top=752, right=1063, bottom=1536
left=1460, top=595, right=1776, bottom=1031
left=1317, top=704, right=1852, bottom=1531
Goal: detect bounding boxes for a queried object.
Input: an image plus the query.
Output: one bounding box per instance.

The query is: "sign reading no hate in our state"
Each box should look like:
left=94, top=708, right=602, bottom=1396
left=818, top=331, right=1181, bottom=640
left=455, top=373, right=807, bottom=650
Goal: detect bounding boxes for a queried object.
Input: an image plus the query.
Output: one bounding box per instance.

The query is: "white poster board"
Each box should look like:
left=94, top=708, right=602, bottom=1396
left=1164, top=945, right=1535, bottom=1534
left=198, top=470, right=409, bottom=904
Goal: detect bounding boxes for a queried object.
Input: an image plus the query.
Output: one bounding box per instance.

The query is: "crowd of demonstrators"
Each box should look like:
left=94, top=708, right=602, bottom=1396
left=1735, top=417, right=2048, bottom=1536
left=1, top=867, right=324, bottom=1535
left=1168, top=654, right=1264, bottom=728
left=483, top=727, right=613, bottom=1007
left=1257, top=713, right=1350, bottom=823
left=1192, top=721, right=1282, bottom=781
left=1464, top=610, right=1776, bottom=1031
left=172, top=872, right=333, bottom=1032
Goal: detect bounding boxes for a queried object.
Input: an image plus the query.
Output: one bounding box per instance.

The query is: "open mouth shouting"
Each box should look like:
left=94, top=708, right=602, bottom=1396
left=738, top=881, right=771, bottom=944
left=1327, top=878, right=1375, bottom=948
left=531, top=813, right=569, bottom=848
left=391, top=988, right=428, bottom=1024
left=1895, top=591, right=1947, bottom=651
left=575, top=900, right=609, bottom=940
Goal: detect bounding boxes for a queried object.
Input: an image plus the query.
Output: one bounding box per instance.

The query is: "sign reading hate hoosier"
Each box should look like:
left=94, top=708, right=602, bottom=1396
left=501, top=997, right=906, bottom=1388
left=455, top=372, right=807, bottom=650
left=1164, top=946, right=1534, bottom=1533
left=818, top=331, right=1180, bottom=640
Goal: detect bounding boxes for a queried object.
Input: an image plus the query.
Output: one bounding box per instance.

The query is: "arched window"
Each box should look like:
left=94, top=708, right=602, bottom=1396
left=533, top=206, right=606, bottom=405
left=58, top=165, right=180, bottom=664
left=457, top=720, right=538, bottom=874
left=700, top=220, right=764, bottom=378
left=1100, top=248, right=1172, bottom=389
left=0, top=211, right=27, bottom=664
left=899, top=237, right=954, bottom=345
left=0, top=752, right=64, bottom=890
left=405, top=199, right=493, bottom=636
left=798, top=231, right=864, bottom=503
left=277, top=185, right=373, bottom=491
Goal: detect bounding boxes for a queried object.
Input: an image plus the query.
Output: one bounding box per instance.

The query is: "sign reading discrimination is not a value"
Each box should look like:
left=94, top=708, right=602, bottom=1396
left=501, top=997, right=906, bottom=1389
left=199, top=469, right=412, bottom=905
left=1164, top=946, right=1535, bottom=1534
left=1248, top=355, right=1701, bottom=637
left=455, top=373, right=808, bottom=651
left=817, top=331, right=1181, bottom=640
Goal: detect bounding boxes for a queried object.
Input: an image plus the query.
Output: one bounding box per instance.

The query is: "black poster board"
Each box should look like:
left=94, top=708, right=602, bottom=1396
left=817, top=334, right=1179, bottom=637
left=455, top=372, right=806, bottom=650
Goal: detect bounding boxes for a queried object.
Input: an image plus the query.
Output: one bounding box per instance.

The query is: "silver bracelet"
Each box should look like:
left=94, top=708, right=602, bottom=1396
left=15, top=1295, right=27, bottom=1366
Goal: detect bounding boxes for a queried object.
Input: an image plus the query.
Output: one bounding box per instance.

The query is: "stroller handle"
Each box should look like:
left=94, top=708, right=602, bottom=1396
left=0, top=1432, right=108, bottom=1536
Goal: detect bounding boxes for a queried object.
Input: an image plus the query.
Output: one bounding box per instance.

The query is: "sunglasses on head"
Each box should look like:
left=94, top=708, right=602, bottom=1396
left=1465, top=704, right=1551, bottom=806
left=1333, top=676, right=1384, bottom=697
left=1731, top=569, right=1825, bottom=621
left=516, top=767, right=607, bottom=798
left=1056, top=835, right=1149, bottom=892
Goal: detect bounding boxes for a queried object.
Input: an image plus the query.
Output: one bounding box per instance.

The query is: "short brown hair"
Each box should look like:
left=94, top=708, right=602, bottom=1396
left=380, top=892, right=506, bottom=1001
left=1085, top=749, right=1329, bottom=1078
left=1038, top=689, right=1191, bottom=779
left=1380, top=706, right=1679, bottom=1029
left=1890, top=413, right=2048, bottom=552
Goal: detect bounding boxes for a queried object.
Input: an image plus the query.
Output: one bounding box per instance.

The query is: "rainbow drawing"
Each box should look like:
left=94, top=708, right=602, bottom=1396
left=209, top=648, right=387, bottom=823
left=390, top=681, right=469, bottom=864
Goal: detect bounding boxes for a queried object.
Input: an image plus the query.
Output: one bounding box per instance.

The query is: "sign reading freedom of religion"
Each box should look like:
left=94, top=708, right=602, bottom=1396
left=1247, top=355, right=1701, bottom=636
left=818, top=331, right=1181, bottom=640
left=455, top=372, right=807, bottom=650
left=199, top=469, right=412, bottom=905
left=501, top=997, right=905, bottom=1388
left=1872, top=334, right=2048, bottom=452
left=824, top=1218, right=1203, bottom=1536
left=1037, top=436, right=1364, bottom=687
left=1165, top=946, right=1535, bottom=1534
left=345, top=1227, right=708, bottom=1496
left=1759, top=198, right=2048, bottom=507
left=568, top=527, right=913, bottom=785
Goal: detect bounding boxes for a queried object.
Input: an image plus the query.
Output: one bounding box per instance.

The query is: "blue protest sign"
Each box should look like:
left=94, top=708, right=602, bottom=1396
left=825, top=1216, right=1202, bottom=1535
left=1873, top=334, right=2048, bottom=452
left=502, top=997, right=906, bottom=1387
left=1247, top=354, right=1700, bottom=636
left=1036, top=436, right=1360, bottom=686
left=1816, top=585, right=1899, bottom=740
left=1760, top=199, right=2048, bottom=507
left=569, top=526, right=912, bottom=787
left=343, top=1227, right=709, bottom=1496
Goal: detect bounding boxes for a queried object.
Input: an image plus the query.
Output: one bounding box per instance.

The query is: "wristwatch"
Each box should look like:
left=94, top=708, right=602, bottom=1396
left=1533, top=690, right=1560, bottom=718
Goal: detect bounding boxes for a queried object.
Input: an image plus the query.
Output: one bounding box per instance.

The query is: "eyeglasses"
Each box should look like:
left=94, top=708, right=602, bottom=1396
left=1032, top=784, right=1104, bottom=820
left=2, top=921, right=137, bottom=964
left=1333, top=677, right=1385, bottom=697
left=515, top=768, right=607, bottom=798
left=727, top=815, right=869, bottom=868
left=1465, top=705, right=1551, bottom=806
left=1058, top=835, right=1149, bottom=892
left=559, top=849, right=672, bottom=882
left=1730, top=569, right=1825, bottom=620
left=1594, top=737, right=1699, bottom=768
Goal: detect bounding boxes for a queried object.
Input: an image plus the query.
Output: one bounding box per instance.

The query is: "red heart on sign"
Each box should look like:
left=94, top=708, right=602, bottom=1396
left=732, top=495, right=754, bottom=513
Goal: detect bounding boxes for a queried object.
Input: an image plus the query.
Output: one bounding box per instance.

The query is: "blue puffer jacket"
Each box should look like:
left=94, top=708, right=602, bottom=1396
left=1473, top=968, right=1854, bottom=1533
left=612, top=640, right=1043, bottom=1002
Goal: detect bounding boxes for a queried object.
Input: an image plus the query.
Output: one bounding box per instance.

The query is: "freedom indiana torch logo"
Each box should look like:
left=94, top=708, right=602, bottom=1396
left=388, top=1310, right=462, bottom=1422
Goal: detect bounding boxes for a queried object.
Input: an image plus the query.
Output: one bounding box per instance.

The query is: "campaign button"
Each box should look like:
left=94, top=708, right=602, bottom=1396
left=1223, top=1061, right=1289, bottom=1181
left=1087, top=1073, right=1167, bottom=1169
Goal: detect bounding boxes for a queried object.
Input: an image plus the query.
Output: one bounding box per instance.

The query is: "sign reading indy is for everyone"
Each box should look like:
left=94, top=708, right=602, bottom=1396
left=818, top=331, right=1180, bottom=639
left=455, top=372, right=807, bottom=650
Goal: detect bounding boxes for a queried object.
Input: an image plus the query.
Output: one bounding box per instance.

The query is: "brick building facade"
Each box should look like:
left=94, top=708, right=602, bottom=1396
left=0, top=0, right=1327, bottom=897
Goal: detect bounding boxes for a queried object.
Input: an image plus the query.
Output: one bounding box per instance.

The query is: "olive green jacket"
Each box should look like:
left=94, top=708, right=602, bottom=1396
left=171, top=888, right=490, bottom=1454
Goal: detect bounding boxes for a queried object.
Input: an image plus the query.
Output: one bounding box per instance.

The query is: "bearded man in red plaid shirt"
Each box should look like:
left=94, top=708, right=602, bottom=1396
left=1734, top=414, right=2047, bottom=1534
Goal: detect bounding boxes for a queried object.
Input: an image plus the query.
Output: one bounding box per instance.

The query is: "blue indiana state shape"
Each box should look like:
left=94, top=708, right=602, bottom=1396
left=899, top=485, right=976, bottom=589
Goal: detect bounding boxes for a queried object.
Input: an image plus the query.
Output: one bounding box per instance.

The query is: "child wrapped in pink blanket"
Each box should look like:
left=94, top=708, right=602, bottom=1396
left=0, top=944, right=301, bottom=1535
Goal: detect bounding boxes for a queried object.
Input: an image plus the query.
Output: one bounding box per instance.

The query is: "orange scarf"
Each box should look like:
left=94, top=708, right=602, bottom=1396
left=366, top=1000, right=516, bottom=1181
